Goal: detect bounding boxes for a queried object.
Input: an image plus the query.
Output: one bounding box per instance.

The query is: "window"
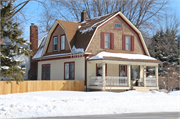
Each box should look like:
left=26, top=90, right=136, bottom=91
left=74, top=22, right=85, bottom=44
left=101, top=32, right=114, bottom=49
left=126, top=36, right=131, bottom=50
left=61, top=35, right=65, bottom=50
left=21, top=65, right=25, bottom=69
left=146, top=66, right=155, bottom=78
left=114, top=23, right=122, bottom=29
left=42, top=64, right=50, bottom=80
left=131, top=65, right=140, bottom=80
left=53, top=37, right=57, bottom=51
left=64, top=62, right=75, bottom=80
left=96, top=63, right=107, bottom=76
left=122, top=35, right=134, bottom=51
left=119, top=65, right=127, bottom=77
left=105, top=34, right=110, bottom=48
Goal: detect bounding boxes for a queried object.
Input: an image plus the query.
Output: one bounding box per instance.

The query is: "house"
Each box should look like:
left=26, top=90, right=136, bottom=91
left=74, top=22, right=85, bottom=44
left=32, top=11, right=161, bottom=92
left=2, top=24, right=48, bottom=80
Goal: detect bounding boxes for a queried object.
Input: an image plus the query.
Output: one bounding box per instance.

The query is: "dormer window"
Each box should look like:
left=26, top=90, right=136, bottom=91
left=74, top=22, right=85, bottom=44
left=61, top=35, right=65, bottom=50
left=53, top=36, right=57, bottom=51
left=114, top=22, right=122, bottom=30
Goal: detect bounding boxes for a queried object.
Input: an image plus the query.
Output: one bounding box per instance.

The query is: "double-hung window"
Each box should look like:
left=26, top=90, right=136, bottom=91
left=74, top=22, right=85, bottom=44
left=126, top=36, right=131, bottom=50
left=53, top=37, right=57, bottom=51
left=64, top=62, right=75, bottom=80
left=105, top=34, right=110, bottom=49
left=61, top=35, right=65, bottom=50
left=122, top=35, right=134, bottom=51
left=101, top=32, right=114, bottom=49
left=42, top=64, right=50, bottom=80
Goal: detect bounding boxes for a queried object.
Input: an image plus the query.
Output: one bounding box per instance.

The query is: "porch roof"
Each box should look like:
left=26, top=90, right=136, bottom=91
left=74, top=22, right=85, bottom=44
left=88, top=52, right=162, bottom=63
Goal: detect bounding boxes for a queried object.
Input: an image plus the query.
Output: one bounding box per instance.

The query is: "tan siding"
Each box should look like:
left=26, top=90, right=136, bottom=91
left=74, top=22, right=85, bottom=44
left=46, top=25, right=70, bottom=54
left=107, top=64, right=119, bottom=76
left=87, top=16, right=144, bottom=55
left=38, top=57, right=85, bottom=80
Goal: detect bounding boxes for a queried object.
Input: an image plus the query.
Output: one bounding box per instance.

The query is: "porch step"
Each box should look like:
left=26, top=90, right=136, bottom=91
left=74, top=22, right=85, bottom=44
left=132, top=87, right=151, bottom=93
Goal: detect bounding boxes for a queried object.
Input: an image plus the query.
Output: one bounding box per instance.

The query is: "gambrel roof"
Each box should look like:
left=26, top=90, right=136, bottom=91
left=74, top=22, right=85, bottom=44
left=36, top=11, right=151, bottom=59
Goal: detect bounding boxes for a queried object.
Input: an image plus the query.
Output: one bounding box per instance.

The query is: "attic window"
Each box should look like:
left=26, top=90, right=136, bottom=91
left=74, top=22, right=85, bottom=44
left=114, top=23, right=122, bottom=30
left=53, top=36, right=57, bottom=51
left=61, top=35, right=65, bottom=50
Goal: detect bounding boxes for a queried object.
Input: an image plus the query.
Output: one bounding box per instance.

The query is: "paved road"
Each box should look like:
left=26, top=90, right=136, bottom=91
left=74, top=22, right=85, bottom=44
left=17, top=112, right=180, bottom=119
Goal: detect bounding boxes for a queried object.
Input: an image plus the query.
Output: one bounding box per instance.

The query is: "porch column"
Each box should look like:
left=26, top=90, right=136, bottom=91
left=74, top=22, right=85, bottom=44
left=155, top=65, right=158, bottom=87
left=102, top=62, right=106, bottom=91
left=127, top=65, right=131, bottom=87
left=143, top=66, right=146, bottom=87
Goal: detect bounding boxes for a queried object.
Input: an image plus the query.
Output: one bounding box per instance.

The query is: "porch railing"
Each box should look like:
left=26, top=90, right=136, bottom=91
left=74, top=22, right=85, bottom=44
left=146, top=78, right=156, bottom=87
left=90, top=76, right=128, bottom=86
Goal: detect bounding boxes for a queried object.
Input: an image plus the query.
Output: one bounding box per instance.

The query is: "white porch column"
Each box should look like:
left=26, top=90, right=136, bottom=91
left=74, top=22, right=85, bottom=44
left=155, top=65, right=158, bottom=87
left=127, top=65, right=131, bottom=87
left=143, top=66, right=146, bottom=87
left=102, top=62, right=106, bottom=91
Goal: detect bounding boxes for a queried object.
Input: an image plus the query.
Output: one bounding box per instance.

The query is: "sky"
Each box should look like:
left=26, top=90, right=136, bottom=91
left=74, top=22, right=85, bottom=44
left=14, top=0, right=180, bottom=38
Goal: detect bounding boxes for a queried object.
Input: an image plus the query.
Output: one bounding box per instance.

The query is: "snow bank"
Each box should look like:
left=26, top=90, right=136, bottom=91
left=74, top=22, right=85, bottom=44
left=89, top=51, right=157, bottom=60
left=0, top=90, right=179, bottom=118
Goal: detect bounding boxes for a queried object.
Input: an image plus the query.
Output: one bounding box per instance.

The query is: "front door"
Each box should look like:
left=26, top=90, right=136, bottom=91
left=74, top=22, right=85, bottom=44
left=131, top=65, right=140, bottom=86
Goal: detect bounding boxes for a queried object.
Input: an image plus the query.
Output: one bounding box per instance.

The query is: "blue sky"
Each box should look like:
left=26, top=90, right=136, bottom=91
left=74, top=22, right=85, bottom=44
left=16, top=0, right=180, bottom=38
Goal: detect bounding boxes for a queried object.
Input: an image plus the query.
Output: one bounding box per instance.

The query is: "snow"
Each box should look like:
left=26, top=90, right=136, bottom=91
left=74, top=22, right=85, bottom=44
left=33, top=45, right=84, bottom=59
left=78, top=25, right=81, bottom=29
left=32, top=36, right=47, bottom=59
left=71, top=45, right=84, bottom=53
left=80, top=13, right=115, bottom=34
left=0, top=90, right=179, bottom=118
left=89, top=52, right=157, bottom=60
left=0, top=66, right=9, bottom=69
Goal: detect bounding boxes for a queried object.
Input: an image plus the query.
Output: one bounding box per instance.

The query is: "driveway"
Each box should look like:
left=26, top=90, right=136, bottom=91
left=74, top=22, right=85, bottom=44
left=16, top=112, right=180, bottom=119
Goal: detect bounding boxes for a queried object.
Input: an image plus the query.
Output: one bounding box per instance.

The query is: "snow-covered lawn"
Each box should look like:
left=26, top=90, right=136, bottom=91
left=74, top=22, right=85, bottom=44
left=0, top=90, right=179, bottom=118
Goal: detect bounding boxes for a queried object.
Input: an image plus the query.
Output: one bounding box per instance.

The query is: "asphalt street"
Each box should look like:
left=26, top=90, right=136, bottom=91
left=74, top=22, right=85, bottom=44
left=15, top=112, right=180, bottom=119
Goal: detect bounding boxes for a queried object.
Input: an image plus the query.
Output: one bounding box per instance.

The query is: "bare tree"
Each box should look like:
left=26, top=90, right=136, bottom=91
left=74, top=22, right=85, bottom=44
left=38, top=5, right=56, bottom=33
left=48, top=0, right=168, bottom=39
left=159, top=65, right=179, bottom=93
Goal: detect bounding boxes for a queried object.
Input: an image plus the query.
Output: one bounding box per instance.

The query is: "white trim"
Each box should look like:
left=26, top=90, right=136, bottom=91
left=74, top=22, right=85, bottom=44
left=85, top=11, right=150, bottom=56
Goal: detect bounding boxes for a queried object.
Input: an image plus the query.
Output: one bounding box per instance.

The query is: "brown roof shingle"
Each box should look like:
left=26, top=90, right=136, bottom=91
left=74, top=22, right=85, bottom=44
left=57, top=12, right=118, bottom=50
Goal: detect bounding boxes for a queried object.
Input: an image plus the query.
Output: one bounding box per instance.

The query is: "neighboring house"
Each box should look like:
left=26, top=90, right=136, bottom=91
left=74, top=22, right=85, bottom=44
left=33, top=11, right=161, bottom=91
left=4, top=24, right=48, bottom=80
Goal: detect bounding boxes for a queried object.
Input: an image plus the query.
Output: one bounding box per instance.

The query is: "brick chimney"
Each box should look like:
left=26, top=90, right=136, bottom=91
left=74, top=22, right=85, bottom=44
left=28, top=23, right=38, bottom=80
left=30, top=23, right=38, bottom=55
left=81, top=10, right=87, bottom=22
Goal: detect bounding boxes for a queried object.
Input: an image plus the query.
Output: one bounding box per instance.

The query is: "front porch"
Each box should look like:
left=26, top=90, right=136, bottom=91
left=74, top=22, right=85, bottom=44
left=87, top=59, right=159, bottom=92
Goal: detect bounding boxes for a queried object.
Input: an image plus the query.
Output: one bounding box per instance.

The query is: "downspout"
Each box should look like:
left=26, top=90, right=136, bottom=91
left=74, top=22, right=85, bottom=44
left=85, top=55, right=88, bottom=92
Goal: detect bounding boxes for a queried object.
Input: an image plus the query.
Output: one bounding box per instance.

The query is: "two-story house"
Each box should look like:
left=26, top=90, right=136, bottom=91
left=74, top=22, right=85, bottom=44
left=33, top=11, right=161, bottom=92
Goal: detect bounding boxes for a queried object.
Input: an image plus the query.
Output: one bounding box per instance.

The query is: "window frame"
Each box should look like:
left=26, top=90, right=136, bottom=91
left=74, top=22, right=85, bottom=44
left=119, top=65, right=127, bottom=77
left=60, top=34, right=66, bottom=51
left=125, top=36, right=131, bottom=51
left=53, top=36, right=58, bottom=51
left=41, top=64, right=50, bottom=80
left=104, top=33, right=110, bottom=49
left=64, top=62, right=75, bottom=80
left=96, top=63, right=107, bottom=76
left=114, top=22, right=123, bottom=30
left=122, top=34, right=134, bottom=51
